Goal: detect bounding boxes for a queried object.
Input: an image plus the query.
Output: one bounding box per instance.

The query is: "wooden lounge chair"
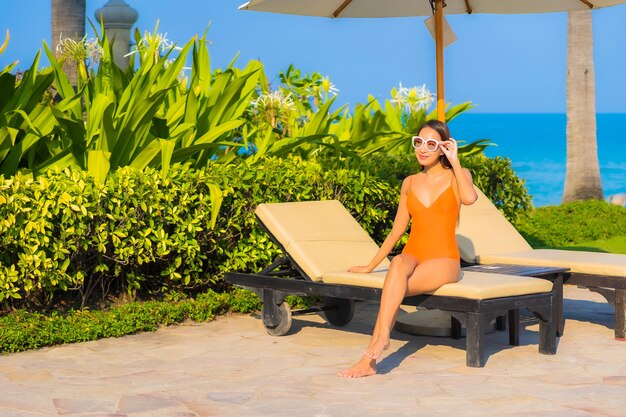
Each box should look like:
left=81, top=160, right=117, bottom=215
left=225, top=200, right=557, bottom=367
left=457, top=188, right=626, bottom=340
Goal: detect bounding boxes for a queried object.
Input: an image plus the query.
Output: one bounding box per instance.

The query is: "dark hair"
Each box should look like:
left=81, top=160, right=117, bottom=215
left=420, top=119, right=452, bottom=169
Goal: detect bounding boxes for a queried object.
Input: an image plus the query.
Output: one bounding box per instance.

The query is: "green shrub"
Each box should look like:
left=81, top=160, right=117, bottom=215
left=317, top=152, right=532, bottom=224
left=0, top=288, right=260, bottom=354
left=201, top=156, right=398, bottom=280
left=516, top=200, right=626, bottom=248
left=0, top=167, right=223, bottom=308
left=0, top=150, right=532, bottom=311
left=463, top=155, right=532, bottom=224
left=0, top=157, right=398, bottom=310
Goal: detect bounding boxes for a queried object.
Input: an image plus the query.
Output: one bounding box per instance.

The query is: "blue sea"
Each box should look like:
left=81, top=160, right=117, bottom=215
left=448, top=113, right=626, bottom=207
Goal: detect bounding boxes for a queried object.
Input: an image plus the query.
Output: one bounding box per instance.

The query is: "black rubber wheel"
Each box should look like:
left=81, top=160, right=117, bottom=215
left=323, top=297, right=355, bottom=327
left=263, top=301, right=292, bottom=336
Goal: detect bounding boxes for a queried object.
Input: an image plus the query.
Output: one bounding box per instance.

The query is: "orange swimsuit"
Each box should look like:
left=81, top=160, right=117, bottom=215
left=402, top=175, right=460, bottom=262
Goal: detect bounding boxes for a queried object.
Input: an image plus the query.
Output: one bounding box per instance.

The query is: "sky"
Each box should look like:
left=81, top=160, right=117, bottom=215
left=1, top=0, right=626, bottom=113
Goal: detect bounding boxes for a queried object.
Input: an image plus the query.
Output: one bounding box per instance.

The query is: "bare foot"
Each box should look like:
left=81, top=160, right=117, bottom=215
left=337, top=356, right=377, bottom=378
left=363, top=335, right=390, bottom=360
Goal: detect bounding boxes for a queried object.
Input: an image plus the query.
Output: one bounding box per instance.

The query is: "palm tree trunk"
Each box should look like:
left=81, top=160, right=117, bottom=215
left=562, top=10, right=603, bottom=203
left=51, top=0, right=86, bottom=86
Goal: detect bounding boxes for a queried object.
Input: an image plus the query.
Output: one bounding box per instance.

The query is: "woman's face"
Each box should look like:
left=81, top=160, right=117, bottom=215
left=414, top=126, right=444, bottom=167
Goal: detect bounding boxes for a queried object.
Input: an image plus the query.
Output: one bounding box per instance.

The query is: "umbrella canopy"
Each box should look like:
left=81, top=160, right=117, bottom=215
left=240, top=0, right=626, bottom=18
left=239, top=0, right=626, bottom=121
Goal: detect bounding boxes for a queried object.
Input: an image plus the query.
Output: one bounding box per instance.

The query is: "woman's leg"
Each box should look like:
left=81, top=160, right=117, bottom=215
left=405, top=258, right=460, bottom=296
left=337, top=254, right=418, bottom=378
left=337, top=257, right=460, bottom=378
left=364, top=255, right=423, bottom=359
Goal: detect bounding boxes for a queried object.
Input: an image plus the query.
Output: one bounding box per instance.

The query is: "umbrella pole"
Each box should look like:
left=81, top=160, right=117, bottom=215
left=435, top=0, right=445, bottom=122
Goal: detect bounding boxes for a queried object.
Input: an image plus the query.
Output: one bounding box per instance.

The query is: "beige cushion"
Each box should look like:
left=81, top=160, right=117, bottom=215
left=456, top=187, right=532, bottom=263
left=321, top=270, right=553, bottom=300
left=457, top=189, right=626, bottom=277
left=256, top=200, right=389, bottom=281
left=479, top=249, right=626, bottom=277
left=257, top=199, right=552, bottom=300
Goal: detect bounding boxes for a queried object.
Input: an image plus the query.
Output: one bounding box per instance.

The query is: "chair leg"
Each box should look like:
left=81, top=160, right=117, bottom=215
left=451, top=315, right=463, bottom=339
left=615, top=289, right=625, bottom=340
left=538, top=304, right=557, bottom=355
left=262, top=289, right=280, bottom=328
left=553, top=274, right=565, bottom=337
left=508, top=309, right=520, bottom=346
left=466, top=312, right=487, bottom=367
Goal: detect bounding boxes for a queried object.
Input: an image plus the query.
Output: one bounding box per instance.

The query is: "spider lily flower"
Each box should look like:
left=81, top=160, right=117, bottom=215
left=251, top=90, right=296, bottom=129
left=126, top=30, right=182, bottom=63
left=56, top=35, right=103, bottom=65
left=391, top=83, right=435, bottom=113
left=56, top=35, right=104, bottom=80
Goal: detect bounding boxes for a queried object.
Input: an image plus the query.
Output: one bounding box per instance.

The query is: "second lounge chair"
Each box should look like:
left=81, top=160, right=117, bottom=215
left=457, top=188, right=626, bottom=340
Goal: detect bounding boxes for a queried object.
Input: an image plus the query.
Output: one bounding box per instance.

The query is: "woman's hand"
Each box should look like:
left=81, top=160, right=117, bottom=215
left=441, top=138, right=460, bottom=166
left=347, top=265, right=372, bottom=273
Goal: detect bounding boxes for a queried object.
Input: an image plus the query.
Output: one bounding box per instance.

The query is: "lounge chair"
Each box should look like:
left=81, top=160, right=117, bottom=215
left=225, top=200, right=557, bottom=367
left=457, top=188, right=626, bottom=340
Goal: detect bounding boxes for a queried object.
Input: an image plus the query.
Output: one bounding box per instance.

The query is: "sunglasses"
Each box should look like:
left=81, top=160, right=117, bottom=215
left=411, top=136, right=441, bottom=152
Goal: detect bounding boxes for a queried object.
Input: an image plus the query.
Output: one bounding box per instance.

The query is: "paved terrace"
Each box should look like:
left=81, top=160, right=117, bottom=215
left=1, top=286, right=625, bottom=417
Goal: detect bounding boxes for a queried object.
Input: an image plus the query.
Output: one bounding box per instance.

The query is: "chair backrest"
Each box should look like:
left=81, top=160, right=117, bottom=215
left=456, top=187, right=532, bottom=263
left=255, top=200, right=390, bottom=281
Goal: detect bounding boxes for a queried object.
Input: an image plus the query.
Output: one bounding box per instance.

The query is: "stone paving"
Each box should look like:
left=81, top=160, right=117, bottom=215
left=1, top=286, right=625, bottom=417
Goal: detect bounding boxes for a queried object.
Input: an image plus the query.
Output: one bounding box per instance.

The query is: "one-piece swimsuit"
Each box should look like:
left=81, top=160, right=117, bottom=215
left=402, top=173, right=460, bottom=262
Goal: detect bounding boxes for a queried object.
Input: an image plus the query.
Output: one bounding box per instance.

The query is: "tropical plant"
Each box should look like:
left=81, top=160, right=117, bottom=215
left=0, top=49, right=57, bottom=178
left=0, top=25, right=484, bottom=181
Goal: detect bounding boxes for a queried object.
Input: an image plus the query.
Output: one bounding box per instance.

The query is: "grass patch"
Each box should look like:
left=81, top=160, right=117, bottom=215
left=517, top=200, right=626, bottom=248
left=0, top=288, right=262, bottom=354
left=552, top=235, right=626, bottom=254
left=0, top=289, right=318, bottom=355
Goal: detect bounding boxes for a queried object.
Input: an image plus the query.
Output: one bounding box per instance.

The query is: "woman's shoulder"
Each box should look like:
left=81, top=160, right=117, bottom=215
left=401, top=174, right=417, bottom=191
left=402, top=173, right=421, bottom=185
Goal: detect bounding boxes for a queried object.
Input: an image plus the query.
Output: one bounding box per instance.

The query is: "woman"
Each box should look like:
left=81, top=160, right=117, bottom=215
left=338, top=120, right=478, bottom=378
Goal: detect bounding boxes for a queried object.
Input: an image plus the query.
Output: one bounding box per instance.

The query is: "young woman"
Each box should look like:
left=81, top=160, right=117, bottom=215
left=338, top=120, right=478, bottom=378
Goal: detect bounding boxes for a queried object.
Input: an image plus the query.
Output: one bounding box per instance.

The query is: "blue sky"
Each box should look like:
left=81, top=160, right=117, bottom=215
left=2, top=0, right=625, bottom=113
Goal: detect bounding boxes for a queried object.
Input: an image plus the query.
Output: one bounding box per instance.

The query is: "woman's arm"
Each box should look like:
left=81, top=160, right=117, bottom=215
left=348, top=177, right=412, bottom=273
left=442, top=138, right=478, bottom=205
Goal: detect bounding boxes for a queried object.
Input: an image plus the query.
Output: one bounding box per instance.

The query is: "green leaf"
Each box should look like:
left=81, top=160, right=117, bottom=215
left=87, top=150, right=111, bottom=184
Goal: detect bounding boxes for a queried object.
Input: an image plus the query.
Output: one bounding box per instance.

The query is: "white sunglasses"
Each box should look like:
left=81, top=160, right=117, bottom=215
left=411, top=136, right=441, bottom=152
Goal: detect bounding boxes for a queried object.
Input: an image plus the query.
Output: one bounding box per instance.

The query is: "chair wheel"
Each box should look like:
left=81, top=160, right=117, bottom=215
left=263, top=301, right=292, bottom=336
left=323, top=297, right=355, bottom=327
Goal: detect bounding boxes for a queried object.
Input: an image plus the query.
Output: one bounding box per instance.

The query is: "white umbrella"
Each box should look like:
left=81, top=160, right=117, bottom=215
left=239, top=0, right=626, bottom=121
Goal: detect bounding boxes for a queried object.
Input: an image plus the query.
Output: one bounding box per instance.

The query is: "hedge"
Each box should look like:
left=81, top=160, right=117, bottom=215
left=0, top=153, right=530, bottom=311
left=318, top=153, right=532, bottom=224
left=0, top=157, right=398, bottom=310
left=516, top=199, right=626, bottom=248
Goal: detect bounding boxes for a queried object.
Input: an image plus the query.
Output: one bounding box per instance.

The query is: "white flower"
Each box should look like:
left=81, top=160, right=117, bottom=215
left=320, top=76, right=339, bottom=96
left=390, top=83, right=434, bottom=113
left=251, top=91, right=296, bottom=112
left=125, top=30, right=182, bottom=59
left=56, top=35, right=103, bottom=65
left=251, top=90, right=296, bottom=128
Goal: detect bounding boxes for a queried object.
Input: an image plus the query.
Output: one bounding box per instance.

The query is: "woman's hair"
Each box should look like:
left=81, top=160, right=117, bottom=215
left=420, top=119, right=452, bottom=169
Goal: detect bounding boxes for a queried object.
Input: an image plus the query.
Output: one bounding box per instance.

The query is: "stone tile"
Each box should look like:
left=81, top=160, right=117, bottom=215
left=1, top=286, right=626, bottom=416
left=52, top=398, right=117, bottom=415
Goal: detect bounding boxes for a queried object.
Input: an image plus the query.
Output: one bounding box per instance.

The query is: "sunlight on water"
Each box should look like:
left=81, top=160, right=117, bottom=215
left=449, top=113, right=626, bottom=207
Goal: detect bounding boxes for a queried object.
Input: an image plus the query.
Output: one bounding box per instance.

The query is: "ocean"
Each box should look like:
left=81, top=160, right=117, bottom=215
left=448, top=113, right=626, bottom=207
